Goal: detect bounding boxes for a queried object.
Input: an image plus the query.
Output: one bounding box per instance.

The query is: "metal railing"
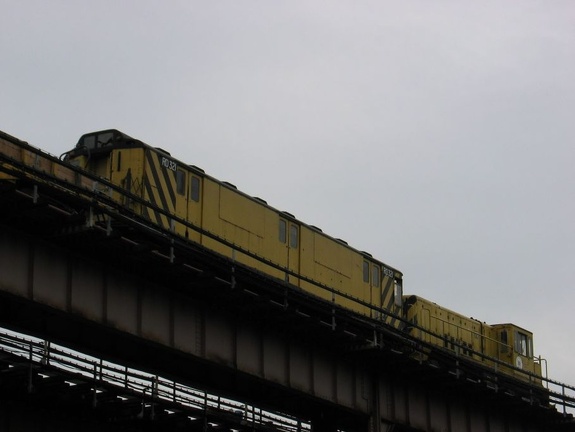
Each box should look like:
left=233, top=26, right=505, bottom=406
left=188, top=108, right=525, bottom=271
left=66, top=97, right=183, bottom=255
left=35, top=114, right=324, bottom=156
left=0, top=327, right=310, bottom=432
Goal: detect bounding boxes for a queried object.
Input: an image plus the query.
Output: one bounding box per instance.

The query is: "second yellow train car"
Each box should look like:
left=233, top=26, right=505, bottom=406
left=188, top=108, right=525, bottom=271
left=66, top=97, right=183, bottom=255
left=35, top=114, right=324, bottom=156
left=404, top=295, right=543, bottom=383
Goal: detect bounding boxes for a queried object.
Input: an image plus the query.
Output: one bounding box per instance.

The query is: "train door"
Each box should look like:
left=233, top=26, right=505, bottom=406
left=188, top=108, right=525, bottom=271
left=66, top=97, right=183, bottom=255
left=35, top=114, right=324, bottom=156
left=187, top=174, right=202, bottom=242
left=366, top=262, right=380, bottom=319
left=288, top=222, right=300, bottom=285
left=279, top=217, right=300, bottom=285
left=173, top=167, right=188, bottom=236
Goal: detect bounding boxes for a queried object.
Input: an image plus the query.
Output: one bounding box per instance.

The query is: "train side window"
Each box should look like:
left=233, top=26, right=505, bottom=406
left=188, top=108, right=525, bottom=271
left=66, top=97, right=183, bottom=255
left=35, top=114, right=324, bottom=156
left=515, top=332, right=529, bottom=356
left=191, top=176, right=201, bottom=202
left=279, top=219, right=287, bottom=243
left=500, top=330, right=508, bottom=353
left=176, top=169, right=186, bottom=195
left=363, top=261, right=369, bottom=283
left=371, top=265, right=380, bottom=287
left=289, top=224, right=299, bottom=248
left=97, top=131, right=114, bottom=147
left=83, top=135, right=96, bottom=149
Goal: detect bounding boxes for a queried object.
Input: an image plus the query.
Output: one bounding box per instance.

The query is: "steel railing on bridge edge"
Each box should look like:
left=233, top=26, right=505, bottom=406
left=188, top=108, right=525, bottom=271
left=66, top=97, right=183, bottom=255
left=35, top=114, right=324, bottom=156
left=0, top=327, right=310, bottom=432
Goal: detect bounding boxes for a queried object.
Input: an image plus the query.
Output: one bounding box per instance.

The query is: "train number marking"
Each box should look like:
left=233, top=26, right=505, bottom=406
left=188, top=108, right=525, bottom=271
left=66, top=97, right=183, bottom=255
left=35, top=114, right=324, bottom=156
left=161, top=156, right=177, bottom=172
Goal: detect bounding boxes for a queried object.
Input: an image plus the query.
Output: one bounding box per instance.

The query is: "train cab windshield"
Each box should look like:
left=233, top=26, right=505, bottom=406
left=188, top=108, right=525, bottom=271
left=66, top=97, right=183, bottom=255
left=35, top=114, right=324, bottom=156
left=80, top=131, right=116, bottom=151
left=68, top=129, right=140, bottom=159
left=76, top=130, right=131, bottom=152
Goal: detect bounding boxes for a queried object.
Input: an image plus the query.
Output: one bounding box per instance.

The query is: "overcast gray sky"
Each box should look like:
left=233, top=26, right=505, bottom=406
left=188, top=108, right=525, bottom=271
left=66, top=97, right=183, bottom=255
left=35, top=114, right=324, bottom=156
left=2, top=1, right=574, bottom=389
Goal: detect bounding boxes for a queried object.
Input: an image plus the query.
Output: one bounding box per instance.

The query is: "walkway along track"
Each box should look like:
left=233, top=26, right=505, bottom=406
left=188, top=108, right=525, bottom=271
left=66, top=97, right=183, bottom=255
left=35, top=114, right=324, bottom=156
left=1, top=129, right=575, bottom=430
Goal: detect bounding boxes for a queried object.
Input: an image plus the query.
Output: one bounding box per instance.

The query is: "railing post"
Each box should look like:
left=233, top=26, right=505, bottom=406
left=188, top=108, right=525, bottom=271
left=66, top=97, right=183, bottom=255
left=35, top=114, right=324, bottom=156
left=203, top=391, right=209, bottom=432
left=151, top=375, right=158, bottom=420
left=231, top=249, right=236, bottom=289
left=332, top=292, right=337, bottom=332
left=563, top=385, right=566, bottom=416
left=32, top=184, right=38, bottom=204
left=93, top=363, right=98, bottom=408
left=493, top=362, right=498, bottom=393
left=41, top=341, right=50, bottom=365
left=27, top=343, right=33, bottom=394
left=170, top=219, right=175, bottom=264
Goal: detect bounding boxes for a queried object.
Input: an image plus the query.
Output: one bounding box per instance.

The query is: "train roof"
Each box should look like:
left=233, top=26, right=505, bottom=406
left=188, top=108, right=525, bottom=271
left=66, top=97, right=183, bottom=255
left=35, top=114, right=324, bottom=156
left=406, top=295, right=534, bottom=335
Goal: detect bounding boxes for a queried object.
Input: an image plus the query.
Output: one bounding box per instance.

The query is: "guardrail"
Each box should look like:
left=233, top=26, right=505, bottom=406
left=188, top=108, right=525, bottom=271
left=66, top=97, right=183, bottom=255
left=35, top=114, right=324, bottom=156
left=0, top=327, right=309, bottom=431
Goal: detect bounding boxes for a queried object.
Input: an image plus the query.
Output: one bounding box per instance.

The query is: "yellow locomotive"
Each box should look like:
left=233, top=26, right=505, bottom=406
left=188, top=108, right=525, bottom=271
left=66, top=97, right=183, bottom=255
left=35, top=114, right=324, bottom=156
left=62, top=129, right=405, bottom=325
left=404, top=296, right=542, bottom=383
left=0, top=129, right=544, bottom=384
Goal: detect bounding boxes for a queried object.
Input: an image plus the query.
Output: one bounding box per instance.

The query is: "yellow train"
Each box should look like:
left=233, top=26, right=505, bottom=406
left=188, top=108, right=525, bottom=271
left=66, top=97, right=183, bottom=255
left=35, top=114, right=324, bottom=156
left=404, top=296, right=542, bottom=383
left=0, top=129, right=544, bottom=384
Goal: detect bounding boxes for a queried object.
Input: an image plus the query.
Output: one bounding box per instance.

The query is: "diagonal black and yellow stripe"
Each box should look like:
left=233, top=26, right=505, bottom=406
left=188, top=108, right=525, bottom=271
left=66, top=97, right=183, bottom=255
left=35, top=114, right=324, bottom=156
left=381, top=275, right=402, bottom=329
left=143, top=150, right=177, bottom=230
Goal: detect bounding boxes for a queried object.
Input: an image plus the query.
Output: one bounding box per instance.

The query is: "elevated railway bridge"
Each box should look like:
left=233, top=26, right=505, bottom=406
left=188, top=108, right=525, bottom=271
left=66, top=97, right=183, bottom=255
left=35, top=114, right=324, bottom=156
left=0, top=130, right=574, bottom=432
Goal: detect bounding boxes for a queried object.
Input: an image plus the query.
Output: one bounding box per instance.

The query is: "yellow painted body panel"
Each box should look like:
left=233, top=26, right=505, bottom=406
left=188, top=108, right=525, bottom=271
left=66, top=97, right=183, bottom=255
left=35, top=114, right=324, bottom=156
left=197, top=179, right=284, bottom=280
left=82, top=145, right=401, bottom=320
left=405, top=296, right=488, bottom=359
left=0, top=134, right=78, bottom=185
left=110, top=148, right=145, bottom=206
left=0, top=135, right=25, bottom=181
